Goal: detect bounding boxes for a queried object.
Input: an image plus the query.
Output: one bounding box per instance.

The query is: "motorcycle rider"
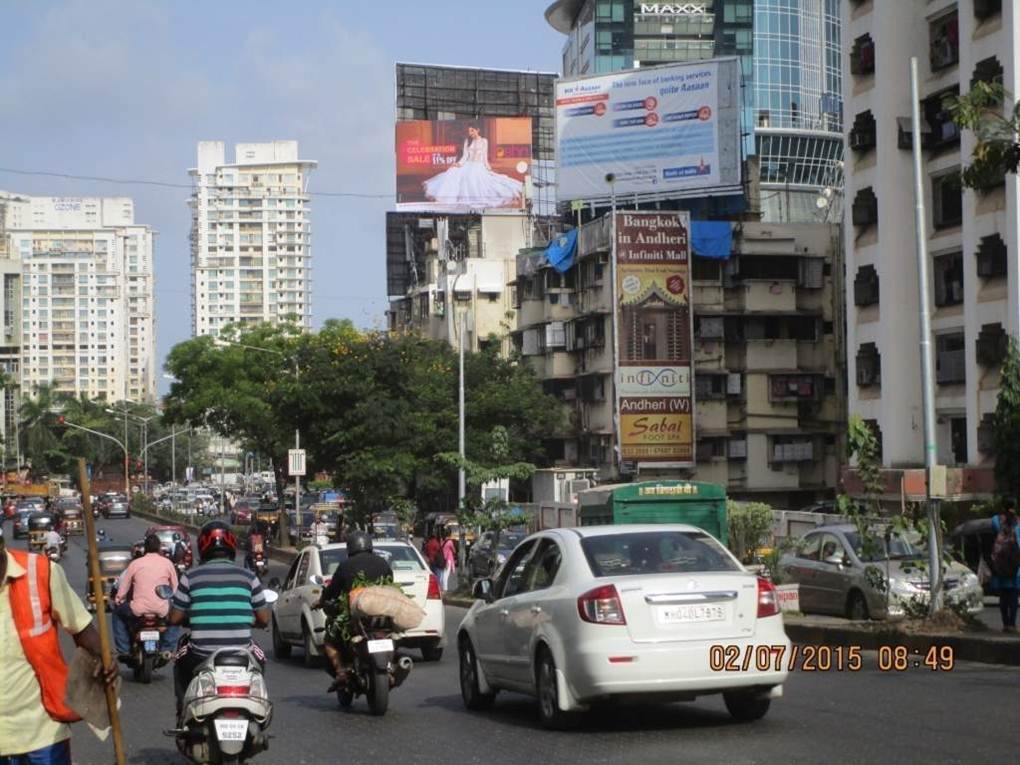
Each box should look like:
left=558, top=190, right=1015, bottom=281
left=313, top=530, right=393, bottom=688
left=169, top=533, right=189, bottom=569
left=168, top=521, right=269, bottom=715
left=43, top=527, right=63, bottom=558
left=244, top=519, right=271, bottom=573
left=112, top=534, right=180, bottom=661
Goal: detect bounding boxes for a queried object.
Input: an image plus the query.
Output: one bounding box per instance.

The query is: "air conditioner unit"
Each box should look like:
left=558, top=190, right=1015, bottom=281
left=568, top=479, right=591, bottom=496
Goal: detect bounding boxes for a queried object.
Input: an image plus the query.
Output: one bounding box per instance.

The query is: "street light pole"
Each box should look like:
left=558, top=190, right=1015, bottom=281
left=458, top=311, right=465, bottom=511
left=62, top=418, right=128, bottom=496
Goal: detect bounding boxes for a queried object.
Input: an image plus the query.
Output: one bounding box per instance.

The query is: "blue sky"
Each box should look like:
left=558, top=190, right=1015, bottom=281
left=0, top=0, right=563, bottom=392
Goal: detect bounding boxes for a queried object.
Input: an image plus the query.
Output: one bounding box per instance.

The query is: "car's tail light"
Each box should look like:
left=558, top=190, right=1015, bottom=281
left=757, top=577, right=779, bottom=618
left=577, top=584, right=626, bottom=625
left=427, top=574, right=441, bottom=600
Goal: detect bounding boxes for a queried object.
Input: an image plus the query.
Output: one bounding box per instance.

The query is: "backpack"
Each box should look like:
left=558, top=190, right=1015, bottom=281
left=990, top=524, right=1020, bottom=579
left=430, top=542, right=446, bottom=570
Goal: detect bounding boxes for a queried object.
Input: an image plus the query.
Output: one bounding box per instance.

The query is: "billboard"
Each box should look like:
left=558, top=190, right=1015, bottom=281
left=395, top=117, right=533, bottom=212
left=556, top=59, right=742, bottom=204
left=615, top=211, right=694, bottom=466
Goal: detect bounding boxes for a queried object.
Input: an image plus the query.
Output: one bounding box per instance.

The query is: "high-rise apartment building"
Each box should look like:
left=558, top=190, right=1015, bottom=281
left=189, top=141, right=316, bottom=337
left=1, top=193, right=156, bottom=403
left=547, top=0, right=845, bottom=222
left=842, top=0, right=1009, bottom=485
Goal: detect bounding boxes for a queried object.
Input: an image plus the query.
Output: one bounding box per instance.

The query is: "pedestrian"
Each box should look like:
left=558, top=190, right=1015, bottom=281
left=440, top=529, right=457, bottom=592
left=424, top=532, right=443, bottom=581
left=0, top=525, right=118, bottom=764
left=989, top=504, right=1020, bottom=633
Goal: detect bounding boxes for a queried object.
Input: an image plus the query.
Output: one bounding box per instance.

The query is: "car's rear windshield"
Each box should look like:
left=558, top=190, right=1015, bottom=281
left=319, top=546, right=423, bottom=577
left=581, top=531, right=740, bottom=577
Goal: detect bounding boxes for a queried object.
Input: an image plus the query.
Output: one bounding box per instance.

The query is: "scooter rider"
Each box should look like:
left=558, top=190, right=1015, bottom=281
left=313, top=530, right=393, bottom=688
left=168, top=521, right=269, bottom=714
left=43, top=527, right=63, bottom=557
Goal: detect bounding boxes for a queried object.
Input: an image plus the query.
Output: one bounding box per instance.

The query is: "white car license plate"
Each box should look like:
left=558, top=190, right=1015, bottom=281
left=656, top=604, right=727, bottom=624
left=213, top=718, right=248, bottom=742
left=367, top=639, right=394, bottom=654
left=138, top=630, right=161, bottom=642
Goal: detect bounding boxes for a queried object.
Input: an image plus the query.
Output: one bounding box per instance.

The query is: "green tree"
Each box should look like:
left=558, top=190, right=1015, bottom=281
left=437, top=425, right=537, bottom=573
left=950, top=82, right=1014, bottom=190
left=726, top=500, right=774, bottom=565
left=19, top=383, right=69, bottom=475
left=993, top=336, right=1020, bottom=500
left=163, top=322, right=306, bottom=513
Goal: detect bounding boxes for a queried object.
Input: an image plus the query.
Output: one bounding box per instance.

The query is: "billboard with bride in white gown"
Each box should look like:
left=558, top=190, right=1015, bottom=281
left=555, top=58, right=742, bottom=204
left=395, top=117, right=533, bottom=212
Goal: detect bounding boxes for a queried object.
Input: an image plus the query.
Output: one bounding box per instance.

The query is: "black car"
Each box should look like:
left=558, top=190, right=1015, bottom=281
left=105, top=500, right=131, bottom=519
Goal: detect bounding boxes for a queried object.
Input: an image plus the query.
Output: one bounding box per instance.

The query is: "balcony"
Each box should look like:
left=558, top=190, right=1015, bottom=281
left=727, top=280, right=796, bottom=313
left=743, top=339, right=797, bottom=371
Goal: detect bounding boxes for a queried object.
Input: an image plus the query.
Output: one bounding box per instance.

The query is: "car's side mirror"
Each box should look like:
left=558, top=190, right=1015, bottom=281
left=309, top=574, right=325, bottom=586
left=155, top=584, right=174, bottom=600
left=263, top=590, right=279, bottom=605
left=472, top=578, right=495, bottom=603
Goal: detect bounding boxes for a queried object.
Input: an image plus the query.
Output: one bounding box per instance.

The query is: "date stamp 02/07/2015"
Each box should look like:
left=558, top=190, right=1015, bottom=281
left=709, top=644, right=956, bottom=673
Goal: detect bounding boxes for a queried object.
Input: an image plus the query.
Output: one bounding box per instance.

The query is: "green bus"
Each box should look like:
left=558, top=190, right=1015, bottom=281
left=576, top=481, right=728, bottom=545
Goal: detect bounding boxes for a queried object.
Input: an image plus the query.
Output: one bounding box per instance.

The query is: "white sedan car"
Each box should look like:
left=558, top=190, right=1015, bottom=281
left=457, top=524, right=790, bottom=729
left=271, top=540, right=446, bottom=664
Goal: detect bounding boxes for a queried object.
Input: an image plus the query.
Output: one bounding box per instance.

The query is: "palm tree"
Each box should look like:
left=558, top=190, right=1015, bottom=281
left=19, top=383, right=68, bottom=476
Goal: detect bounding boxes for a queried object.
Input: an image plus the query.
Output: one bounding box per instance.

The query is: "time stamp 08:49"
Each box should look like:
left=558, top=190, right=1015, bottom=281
left=710, top=644, right=956, bottom=673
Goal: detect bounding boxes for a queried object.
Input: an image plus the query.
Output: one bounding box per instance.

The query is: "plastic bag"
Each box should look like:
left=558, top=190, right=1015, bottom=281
left=977, top=557, right=992, bottom=587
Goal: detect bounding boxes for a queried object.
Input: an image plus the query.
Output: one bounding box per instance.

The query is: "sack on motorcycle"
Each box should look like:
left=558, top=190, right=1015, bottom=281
left=349, top=586, right=426, bottom=631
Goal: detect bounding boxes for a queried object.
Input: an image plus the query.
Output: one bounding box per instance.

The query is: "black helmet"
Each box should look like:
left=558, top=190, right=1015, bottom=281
left=144, top=534, right=162, bottom=554
left=198, top=521, right=238, bottom=562
left=346, top=530, right=373, bottom=556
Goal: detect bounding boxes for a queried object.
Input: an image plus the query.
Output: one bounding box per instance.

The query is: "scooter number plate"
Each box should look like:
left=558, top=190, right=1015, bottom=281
left=367, top=639, right=394, bottom=654
left=214, top=718, right=248, bottom=742
left=139, top=630, right=161, bottom=642
left=143, top=640, right=157, bottom=652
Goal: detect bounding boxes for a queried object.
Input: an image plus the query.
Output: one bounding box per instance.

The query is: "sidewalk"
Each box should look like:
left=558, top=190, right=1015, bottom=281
left=783, top=613, right=1020, bottom=666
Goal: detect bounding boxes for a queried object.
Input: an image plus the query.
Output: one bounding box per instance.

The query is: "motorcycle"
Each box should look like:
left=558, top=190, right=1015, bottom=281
left=310, top=575, right=413, bottom=717
left=115, top=584, right=171, bottom=684
left=166, top=589, right=279, bottom=765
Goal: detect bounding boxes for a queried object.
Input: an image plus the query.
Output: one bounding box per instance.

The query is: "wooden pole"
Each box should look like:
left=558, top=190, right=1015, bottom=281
left=78, top=458, right=126, bottom=765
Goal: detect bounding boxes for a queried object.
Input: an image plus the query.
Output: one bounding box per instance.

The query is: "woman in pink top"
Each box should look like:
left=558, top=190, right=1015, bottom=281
left=440, top=530, right=457, bottom=592
left=112, top=534, right=180, bottom=658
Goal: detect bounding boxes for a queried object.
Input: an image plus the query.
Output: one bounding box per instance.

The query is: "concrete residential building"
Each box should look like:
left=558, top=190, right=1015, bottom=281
left=513, top=218, right=845, bottom=507
left=189, top=141, right=316, bottom=337
left=0, top=193, right=24, bottom=457
left=546, top=0, right=845, bottom=222
left=1, top=193, right=156, bottom=403
left=842, top=0, right=1010, bottom=487
left=386, top=213, right=533, bottom=354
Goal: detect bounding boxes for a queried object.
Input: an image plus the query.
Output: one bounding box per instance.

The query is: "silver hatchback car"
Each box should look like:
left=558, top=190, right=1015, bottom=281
left=778, top=524, right=983, bottom=620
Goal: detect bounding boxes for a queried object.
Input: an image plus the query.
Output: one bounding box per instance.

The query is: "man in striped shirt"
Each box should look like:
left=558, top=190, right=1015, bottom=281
left=169, top=521, right=269, bottom=713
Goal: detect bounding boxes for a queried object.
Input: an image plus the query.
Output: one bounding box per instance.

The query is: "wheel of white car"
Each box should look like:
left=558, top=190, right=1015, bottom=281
left=723, top=690, right=771, bottom=722
left=459, top=637, right=495, bottom=711
left=535, top=648, right=575, bottom=730
left=272, top=617, right=291, bottom=660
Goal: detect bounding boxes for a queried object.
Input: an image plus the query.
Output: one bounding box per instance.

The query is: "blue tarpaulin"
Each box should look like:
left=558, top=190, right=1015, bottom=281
left=545, top=228, right=578, bottom=273
left=692, top=220, right=733, bottom=260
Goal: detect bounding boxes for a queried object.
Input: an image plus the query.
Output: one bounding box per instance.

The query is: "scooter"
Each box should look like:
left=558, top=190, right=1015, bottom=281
left=165, top=589, right=279, bottom=765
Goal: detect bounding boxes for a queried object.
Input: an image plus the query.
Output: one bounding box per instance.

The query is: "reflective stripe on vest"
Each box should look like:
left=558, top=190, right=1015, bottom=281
left=25, top=553, right=54, bottom=637
left=7, top=549, right=80, bottom=723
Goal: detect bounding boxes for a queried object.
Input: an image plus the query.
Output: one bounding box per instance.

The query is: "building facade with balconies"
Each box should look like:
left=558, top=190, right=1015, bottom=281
left=189, top=141, right=316, bottom=337
left=513, top=218, right=845, bottom=507
left=1, top=192, right=156, bottom=403
left=843, top=0, right=1014, bottom=479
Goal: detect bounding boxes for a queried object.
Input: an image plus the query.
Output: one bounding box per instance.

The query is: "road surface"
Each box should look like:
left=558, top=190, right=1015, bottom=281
left=13, top=515, right=1018, bottom=765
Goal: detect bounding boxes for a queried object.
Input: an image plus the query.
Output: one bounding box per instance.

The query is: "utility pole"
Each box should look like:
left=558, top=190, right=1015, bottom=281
left=458, top=310, right=466, bottom=507
left=123, top=408, right=129, bottom=496
left=607, top=174, right=622, bottom=473
left=910, top=57, right=942, bottom=613
left=171, top=429, right=176, bottom=487
left=293, top=359, right=301, bottom=546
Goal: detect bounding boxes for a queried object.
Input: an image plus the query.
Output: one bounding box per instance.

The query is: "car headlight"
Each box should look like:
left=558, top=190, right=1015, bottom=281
left=959, top=571, right=979, bottom=590
left=890, top=578, right=919, bottom=596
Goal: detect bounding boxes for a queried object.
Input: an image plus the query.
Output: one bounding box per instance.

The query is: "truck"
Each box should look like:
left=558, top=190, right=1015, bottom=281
left=576, top=480, right=729, bottom=545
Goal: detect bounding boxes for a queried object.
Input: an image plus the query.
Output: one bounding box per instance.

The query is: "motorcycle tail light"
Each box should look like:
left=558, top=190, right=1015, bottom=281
left=216, top=686, right=252, bottom=697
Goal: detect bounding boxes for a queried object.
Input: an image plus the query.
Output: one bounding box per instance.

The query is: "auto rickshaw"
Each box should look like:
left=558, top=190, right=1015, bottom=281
left=27, top=512, right=60, bottom=553
left=87, top=543, right=134, bottom=613
left=61, top=505, right=85, bottom=535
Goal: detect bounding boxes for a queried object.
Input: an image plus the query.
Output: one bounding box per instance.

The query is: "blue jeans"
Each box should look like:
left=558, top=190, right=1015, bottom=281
left=0, top=739, right=71, bottom=765
left=112, top=602, right=179, bottom=654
